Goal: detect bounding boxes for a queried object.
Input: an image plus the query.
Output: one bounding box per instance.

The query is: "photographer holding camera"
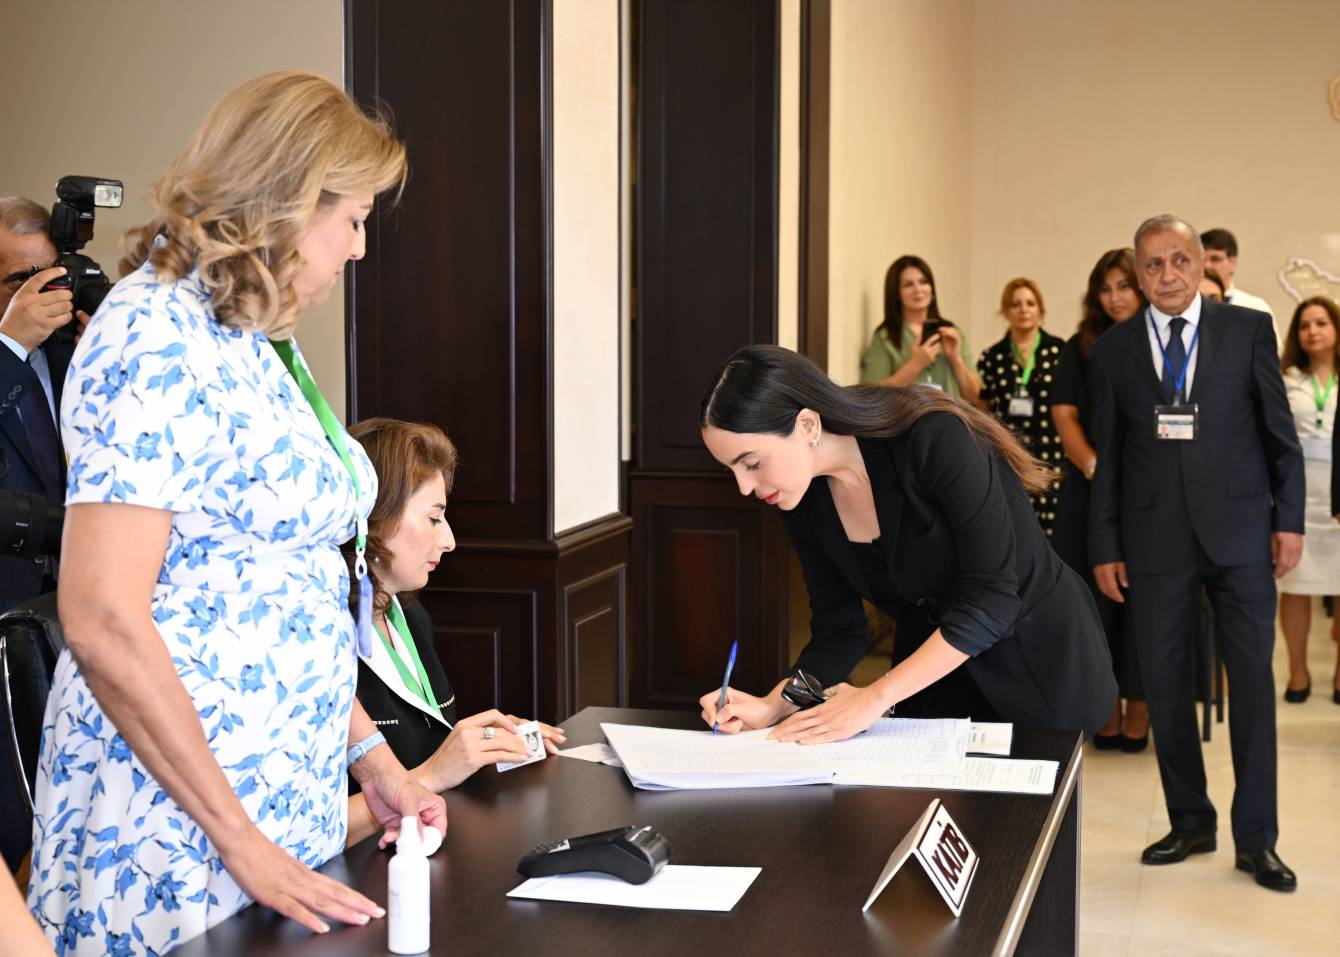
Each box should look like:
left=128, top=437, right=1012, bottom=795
left=0, top=196, right=90, bottom=613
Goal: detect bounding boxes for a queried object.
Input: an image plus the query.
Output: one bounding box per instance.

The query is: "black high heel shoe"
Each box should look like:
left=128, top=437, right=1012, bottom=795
left=1283, top=682, right=1310, bottom=704
left=1120, top=732, right=1149, bottom=753
left=1093, top=732, right=1123, bottom=750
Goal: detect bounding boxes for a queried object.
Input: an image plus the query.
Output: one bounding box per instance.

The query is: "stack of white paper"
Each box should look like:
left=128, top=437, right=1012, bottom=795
left=600, top=718, right=971, bottom=790
left=833, top=757, right=1058, bottom=794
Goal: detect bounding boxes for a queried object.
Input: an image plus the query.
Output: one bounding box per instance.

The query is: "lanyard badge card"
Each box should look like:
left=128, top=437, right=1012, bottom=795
left=1151, top=317, right=1200, bottom=442
left=270, top=338, right=376, bottom=658
left=1007, top=336, right=1040, bottom=418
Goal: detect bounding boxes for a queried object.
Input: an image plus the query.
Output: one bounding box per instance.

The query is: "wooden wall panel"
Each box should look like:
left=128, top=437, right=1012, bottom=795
left=420, top=587, right=538, bottom=719
left=565, top=565, right=627, bottom=711
left=346, top=0, right=547, bottom=540
left=630, top=0, right=786, bottom=712
left=630, top=476, right=787, bottom=710
left=347, top=1, right=632, bottom=726
left=635, top=0, right=779, bottom=473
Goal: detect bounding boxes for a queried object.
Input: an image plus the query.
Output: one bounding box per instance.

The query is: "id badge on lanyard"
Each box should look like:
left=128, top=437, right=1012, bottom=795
left=1154, top=404, right=1199, bottom=441
left=1151, top=314, right=1200, bottom=442
left=1008, top=336, right=1039, bottom=418
left=270, top=338, right=375, bottom=658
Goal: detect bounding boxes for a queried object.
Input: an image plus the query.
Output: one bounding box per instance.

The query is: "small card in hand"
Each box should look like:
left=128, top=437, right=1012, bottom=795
left=497, top=720, right=548, bottom=773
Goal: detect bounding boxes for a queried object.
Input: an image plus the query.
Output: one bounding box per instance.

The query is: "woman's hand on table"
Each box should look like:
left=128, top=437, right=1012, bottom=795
left=219, top=825, right=385, bottom=935
left=699, top=683, right=794, bottom=734
left=502, top=713, right=567, bottom=755
left=421, top=710, right=533, bottom=791
left=769, top=681, right=892, bottom=744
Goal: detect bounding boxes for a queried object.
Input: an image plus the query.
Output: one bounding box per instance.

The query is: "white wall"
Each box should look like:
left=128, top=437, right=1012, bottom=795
left=0, top=0, right=347, bottom=414
left=553, top=0, right=623, bottom=532
left=825, top=0, right=1340, bottom=376
left=827, top=0, right=975, bottom=385
left=969, top=0, right=1340, bottom=348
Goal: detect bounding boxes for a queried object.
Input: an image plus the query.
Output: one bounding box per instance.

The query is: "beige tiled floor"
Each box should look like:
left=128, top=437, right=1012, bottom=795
left=828, top=589, right=1340, bottom=956
left=1077, top=601, right=1340, bottom=956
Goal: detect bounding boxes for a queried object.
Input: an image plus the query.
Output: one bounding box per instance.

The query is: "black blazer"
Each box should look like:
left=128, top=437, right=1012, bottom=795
left=783, top=413, right=1115, bottom=734
left=0, top=340, right=73, bottom=610
left=1088, top=300, right=1303, bottom=573
left=350, top=599, right=457, bottom=793
left=1332, top=422, right=1339, bottom=517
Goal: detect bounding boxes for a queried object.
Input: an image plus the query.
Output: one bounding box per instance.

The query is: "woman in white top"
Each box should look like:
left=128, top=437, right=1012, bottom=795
left=1277, top=296, right=1340, bottom=703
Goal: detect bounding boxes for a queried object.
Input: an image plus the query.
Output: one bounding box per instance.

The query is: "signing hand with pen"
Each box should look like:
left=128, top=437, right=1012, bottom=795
left=699, top=680, right=795, bottom=734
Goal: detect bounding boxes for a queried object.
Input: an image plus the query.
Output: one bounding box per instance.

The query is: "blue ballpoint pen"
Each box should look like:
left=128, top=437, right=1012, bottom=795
left=712, top=640, right=739, bottom=734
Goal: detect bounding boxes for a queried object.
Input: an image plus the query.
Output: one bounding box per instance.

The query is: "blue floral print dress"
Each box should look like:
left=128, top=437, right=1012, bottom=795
left=27, top=257, right=376, bottom=955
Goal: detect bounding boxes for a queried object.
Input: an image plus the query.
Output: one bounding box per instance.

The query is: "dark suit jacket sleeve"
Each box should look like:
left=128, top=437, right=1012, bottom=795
left=0, top=343, right=37, bottom=426
left=906, top=415, right=1020, bottom=657
left=784, top=511, right=871, bottom=689
left=1087, top=340, right=1123, bottom=565
left=1333, top=424, right=1340, bottom=517
left=1248, top=314, right=1304, bottom=533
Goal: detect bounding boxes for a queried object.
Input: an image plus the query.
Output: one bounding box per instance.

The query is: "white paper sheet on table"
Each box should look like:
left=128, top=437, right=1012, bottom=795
left=967, top=722, right=1013, bottom=756
left=555, top=743, right=623, bottom=767
left=600, top=718, right=971, bottom=790
left=507, top=864, right=761, bottom=912
left=834, top=756, right=1058, bottom=795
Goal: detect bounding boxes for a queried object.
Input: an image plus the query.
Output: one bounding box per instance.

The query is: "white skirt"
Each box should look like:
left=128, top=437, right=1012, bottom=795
left=1277, top=456, right=1340, bottom=595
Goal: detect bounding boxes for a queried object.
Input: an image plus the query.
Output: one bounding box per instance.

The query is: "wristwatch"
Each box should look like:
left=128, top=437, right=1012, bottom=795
left=346, top=731, right=388, bottom=768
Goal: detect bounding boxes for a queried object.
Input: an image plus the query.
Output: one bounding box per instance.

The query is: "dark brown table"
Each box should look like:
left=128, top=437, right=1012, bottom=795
left=177, top=708, right=1083, bottom=957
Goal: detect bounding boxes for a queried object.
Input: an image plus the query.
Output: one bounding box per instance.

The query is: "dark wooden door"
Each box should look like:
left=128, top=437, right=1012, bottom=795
left=629, top=0, right=789, bottom=709
left=345, top=0, right=630, bottom=724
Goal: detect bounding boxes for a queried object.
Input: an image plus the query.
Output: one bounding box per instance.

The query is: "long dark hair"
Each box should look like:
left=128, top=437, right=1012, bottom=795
left=1078, top=248, right=1144, bottom=357
left=880, top=254, right=945, bottom=346
left=700, top=345, right=1053, bottom=493
left=1281, top=296, right=1340, bottom=374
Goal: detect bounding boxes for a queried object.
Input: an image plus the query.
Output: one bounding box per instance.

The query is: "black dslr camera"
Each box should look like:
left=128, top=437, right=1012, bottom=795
left=38, top=175, right=124, bottom=345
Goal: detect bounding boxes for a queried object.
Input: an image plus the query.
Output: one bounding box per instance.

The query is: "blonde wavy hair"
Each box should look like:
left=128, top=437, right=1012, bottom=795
left=119, top=70, right=407, bottom=339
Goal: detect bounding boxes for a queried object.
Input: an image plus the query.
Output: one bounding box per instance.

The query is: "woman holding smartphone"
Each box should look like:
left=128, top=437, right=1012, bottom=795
left=860, top=254, right=981, bottom=403
left=698, top=345, right=1114, bottom=741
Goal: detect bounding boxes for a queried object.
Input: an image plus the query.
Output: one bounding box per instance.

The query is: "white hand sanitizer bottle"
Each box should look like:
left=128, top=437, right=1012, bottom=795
left=387, top=816, right=430, bottom=954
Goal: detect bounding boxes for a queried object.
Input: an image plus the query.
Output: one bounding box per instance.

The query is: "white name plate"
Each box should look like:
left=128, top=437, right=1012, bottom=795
left=862, top=798, right=980, bottom=918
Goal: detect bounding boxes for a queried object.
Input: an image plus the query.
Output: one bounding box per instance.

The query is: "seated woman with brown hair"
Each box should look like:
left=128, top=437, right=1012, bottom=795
left=343, top=418, right=565, bottom=845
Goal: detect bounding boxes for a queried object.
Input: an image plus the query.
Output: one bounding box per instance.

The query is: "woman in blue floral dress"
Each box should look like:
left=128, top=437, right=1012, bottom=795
left=26, top=72, right=446, bottom=955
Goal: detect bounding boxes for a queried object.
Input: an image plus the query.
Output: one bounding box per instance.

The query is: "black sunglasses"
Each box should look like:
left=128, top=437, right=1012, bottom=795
left=780, top=669, right=829, bottom=710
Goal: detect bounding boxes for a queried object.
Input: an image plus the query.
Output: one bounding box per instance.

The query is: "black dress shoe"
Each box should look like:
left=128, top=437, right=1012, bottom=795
left=1283, top=683, right=1310, bottom=703
left=1093, top=733, right=1122, bottom=750
left=1333, top=688, right=1340, bottom=705
left=1235, top=849, right=1297, bottom=892
left=1141, top=831, right=1216, bottom=865
left=1119, top=732, right=1149, bottom=753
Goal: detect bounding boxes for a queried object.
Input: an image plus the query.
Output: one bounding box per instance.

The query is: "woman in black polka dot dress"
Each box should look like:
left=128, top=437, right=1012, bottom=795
left=977, top=278, right=1065, bottom=536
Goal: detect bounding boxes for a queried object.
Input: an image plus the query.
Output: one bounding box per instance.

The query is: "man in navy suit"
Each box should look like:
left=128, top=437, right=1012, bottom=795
left=0, top=196, right=84, bottom=613
left=0, top=196, right=84, bottom=872
left=1090, top=215, right=1303, bottom=891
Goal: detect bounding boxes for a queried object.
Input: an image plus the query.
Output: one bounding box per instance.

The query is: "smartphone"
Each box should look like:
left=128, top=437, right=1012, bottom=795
left=920, top=319, right=948, bottom=344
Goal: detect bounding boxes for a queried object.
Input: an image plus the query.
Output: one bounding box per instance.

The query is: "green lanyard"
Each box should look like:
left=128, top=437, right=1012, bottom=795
left=380, top=597, right=444, bottom=720
left=269, top=338, right=373, bottom=655
left=1011, top=334, right=1041, bottom=392
left=1311, top=372, right=1336, bottom=429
